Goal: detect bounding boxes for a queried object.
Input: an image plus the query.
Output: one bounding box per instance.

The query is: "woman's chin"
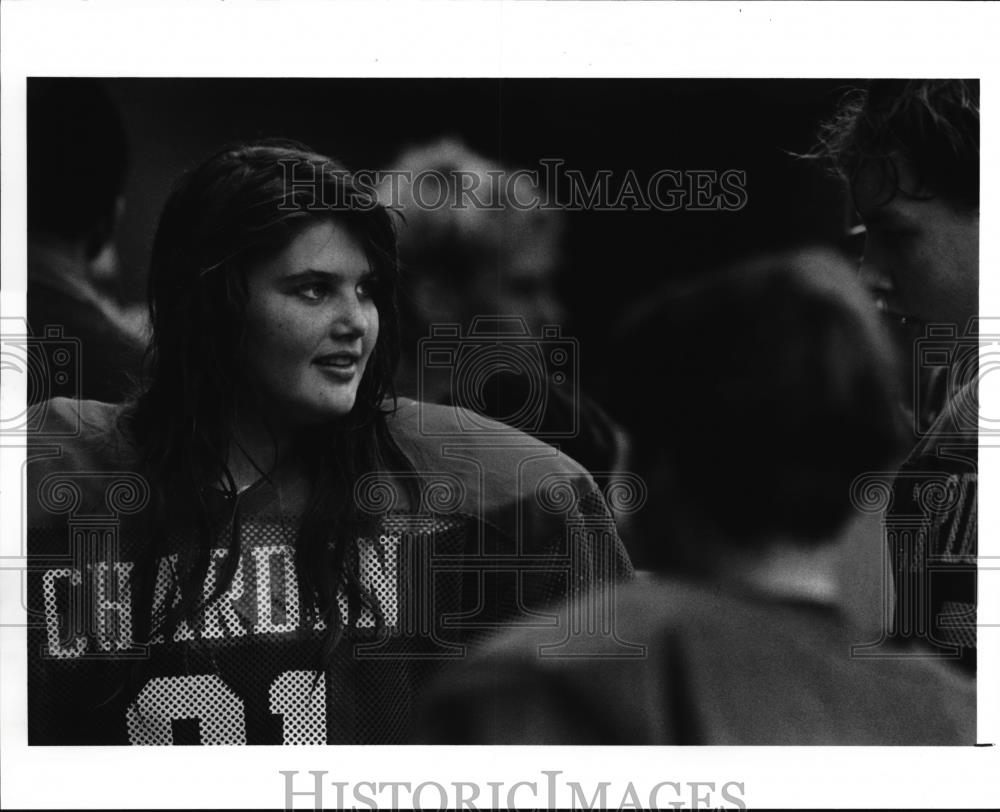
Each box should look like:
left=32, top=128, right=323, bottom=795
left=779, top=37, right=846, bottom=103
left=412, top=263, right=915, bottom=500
left=290, top=395, right=360, bottom=427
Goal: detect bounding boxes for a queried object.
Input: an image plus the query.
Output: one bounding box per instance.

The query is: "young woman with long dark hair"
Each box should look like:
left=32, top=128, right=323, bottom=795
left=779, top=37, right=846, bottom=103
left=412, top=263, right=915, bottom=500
left=27, top=140, right=632, bottom=744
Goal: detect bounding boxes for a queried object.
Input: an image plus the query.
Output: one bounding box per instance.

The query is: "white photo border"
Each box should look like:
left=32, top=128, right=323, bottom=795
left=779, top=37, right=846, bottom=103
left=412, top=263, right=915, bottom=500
left=1, top=1, right=997, bottom=809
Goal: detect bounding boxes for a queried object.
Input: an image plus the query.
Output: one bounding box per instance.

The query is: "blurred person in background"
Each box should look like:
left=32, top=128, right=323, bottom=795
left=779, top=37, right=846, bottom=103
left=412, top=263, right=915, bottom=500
left=27, top=78, right=146, bottom=404
left=377, top=138, right=566, bottom=399
left=813, top=79, right=979, bottom=674
left=378, top=138, right=631, bottom=492
left=419, top=248, right=974, bottom=744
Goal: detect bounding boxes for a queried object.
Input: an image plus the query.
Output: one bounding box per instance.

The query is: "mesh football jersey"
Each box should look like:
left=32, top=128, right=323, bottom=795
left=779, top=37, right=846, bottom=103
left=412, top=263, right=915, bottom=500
left=27, top=397, right=632, bottom=745
left=888, top=380, right=977, bottom=674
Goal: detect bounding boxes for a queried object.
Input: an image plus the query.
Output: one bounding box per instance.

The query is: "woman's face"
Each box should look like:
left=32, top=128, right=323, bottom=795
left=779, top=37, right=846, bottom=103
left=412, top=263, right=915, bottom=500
left=243, top=219, right=380, bottom=427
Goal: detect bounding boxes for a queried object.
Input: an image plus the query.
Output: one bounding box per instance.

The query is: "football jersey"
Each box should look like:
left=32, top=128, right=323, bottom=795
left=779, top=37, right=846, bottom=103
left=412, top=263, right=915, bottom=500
left=26, top=397, right=632, bottom=745
left=887, top=380, right=977, bottom=674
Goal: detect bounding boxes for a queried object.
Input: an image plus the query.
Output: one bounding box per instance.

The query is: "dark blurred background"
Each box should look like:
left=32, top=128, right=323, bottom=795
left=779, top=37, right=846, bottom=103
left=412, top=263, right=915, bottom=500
left=98, top=78, right=850, bottom=396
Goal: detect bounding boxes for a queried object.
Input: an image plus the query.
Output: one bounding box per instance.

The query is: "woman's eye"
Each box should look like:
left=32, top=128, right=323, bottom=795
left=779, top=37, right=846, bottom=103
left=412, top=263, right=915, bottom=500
left=357, top=277, right=378, bottom=298
left=297, top=283, right=328, bottom=301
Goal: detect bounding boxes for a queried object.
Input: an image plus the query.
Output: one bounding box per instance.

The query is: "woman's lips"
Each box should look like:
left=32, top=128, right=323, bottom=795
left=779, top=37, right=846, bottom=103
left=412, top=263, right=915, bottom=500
left=313, top=353, right=361, bottom=380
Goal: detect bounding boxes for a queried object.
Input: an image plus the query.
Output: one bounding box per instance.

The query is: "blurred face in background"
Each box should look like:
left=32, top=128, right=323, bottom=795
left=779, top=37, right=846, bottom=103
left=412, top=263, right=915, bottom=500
left=244, top=219, right=379, bottom=427
left=468, top=239, right=565, bottom=332
left=853, top=157, right=979, bottom=331
left=405, top=212, right=566, bottom=336
left=853, top=157, right=979, bottom=429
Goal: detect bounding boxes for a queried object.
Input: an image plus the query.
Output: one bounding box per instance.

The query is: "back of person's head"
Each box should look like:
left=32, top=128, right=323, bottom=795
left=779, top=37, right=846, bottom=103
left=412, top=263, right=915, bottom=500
left=812, top=79, right=979, bottom=210
left=620, top=247, right=906, bottom=555
left=27, top=79, right=129, bottom=252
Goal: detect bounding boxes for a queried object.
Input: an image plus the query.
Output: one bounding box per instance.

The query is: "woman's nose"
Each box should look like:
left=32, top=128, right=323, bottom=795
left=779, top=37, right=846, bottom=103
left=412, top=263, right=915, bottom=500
left=330, top=293, right=370, bottom=337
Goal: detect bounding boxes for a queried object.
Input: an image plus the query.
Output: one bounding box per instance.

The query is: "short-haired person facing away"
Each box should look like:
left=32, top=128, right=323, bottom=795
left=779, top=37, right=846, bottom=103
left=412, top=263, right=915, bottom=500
left=814, top=79, right=979, bottom=674
left=26, top=141, right=632, bottom=745
left=419, top=249, right=974, bottom=745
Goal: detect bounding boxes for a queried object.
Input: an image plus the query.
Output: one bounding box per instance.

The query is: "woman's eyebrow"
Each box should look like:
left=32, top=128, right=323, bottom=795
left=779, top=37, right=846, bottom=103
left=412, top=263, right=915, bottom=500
left=282, top=268, right=370, bottom=281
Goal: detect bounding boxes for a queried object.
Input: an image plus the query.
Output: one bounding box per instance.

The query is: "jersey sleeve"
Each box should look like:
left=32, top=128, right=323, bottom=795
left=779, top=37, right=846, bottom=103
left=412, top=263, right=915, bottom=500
left=385, top=399, right=634, bottom=618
